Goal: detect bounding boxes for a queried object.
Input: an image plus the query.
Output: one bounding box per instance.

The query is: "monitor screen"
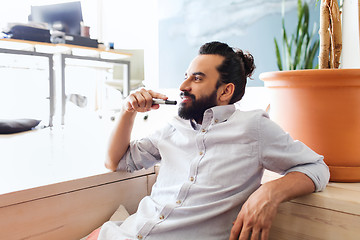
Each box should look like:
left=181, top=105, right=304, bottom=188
left=30, top=1, right=83, bottom=35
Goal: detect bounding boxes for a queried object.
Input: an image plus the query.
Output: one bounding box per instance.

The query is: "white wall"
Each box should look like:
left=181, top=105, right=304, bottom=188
left=99, top=0, right=159, bottom=88
left=158, top=0, right=320, bottom=88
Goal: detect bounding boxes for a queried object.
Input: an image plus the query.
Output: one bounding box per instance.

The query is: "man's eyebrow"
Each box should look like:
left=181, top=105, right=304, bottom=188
left=184, top=72, right=206, bottom=77
left=191, top=72, right=206, bottom=76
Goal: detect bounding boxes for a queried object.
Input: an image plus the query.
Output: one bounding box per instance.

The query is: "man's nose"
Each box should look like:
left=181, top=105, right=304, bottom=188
left=180, top=77, right=191, bottom=92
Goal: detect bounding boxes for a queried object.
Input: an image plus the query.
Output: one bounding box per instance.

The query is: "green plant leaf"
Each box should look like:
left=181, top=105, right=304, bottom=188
left=294, top=32, right=305, bottom=69
left=305, top=39, right=319, bottom=69
left=274, top=38, right=283, bottom=71
left=273, top=0, right=319, bottom=71
left=295, top=2, right=305, bottom=43
left=300, top=34, right=310, bottom=69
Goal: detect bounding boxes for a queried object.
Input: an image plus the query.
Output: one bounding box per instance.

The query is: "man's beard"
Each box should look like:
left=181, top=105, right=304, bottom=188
left=178, top=89, right=218, bottom=123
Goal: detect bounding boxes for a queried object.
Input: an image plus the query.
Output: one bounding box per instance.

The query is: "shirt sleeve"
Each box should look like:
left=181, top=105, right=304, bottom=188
left=117, top=125, right=168, bottom=172
left=258, top=112, right=330, bottom=192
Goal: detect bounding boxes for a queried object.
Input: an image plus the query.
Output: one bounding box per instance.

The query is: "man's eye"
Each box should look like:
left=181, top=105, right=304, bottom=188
left=194, top=76, right=201, bottom=81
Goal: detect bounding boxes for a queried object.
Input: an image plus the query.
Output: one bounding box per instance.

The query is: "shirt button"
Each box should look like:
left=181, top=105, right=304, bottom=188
left=214, top=119, right=219, bottom=123
left=159, top=215, right=164, bottom=220
left=176, top=200, right=182, bottom=204
left=137, top=235, right=143, bottom=240
left=201, top=129, right=206, bottom=133
left=189, top=176, right=194, bottom=182
left=199, top=151, right=203, bottom=155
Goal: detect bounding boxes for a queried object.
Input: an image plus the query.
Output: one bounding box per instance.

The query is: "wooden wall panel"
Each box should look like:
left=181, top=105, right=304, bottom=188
left=0, top=169, right=154, bottom=208
left=270, top=201, right=360, bottom=240
left=0, top=176, right=149, bottom=240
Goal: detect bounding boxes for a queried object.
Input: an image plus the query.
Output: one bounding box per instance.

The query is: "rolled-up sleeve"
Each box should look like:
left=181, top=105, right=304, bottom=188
left=258, top=112, right=330, bottom=191
left=117, top=137, right=161, bottom=172
left=117, top=126, right=168, bottom=172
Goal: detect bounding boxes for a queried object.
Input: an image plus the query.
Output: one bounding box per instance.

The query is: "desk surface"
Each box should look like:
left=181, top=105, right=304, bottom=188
left=0, top=117, right=113, bottom=195
left=0, top=88, right=179, bottom=198
left=0, top=38, right=131, bottom=59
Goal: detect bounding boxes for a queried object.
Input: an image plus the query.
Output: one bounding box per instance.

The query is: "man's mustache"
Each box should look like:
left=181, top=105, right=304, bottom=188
left=180, top=91, right=196, bottom=101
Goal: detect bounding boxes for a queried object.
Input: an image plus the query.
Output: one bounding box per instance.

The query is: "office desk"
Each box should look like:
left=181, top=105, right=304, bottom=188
left=0, top=39, right=131, bottom=126
left=59, top=53, right=130, bottom=125
left=0, top=46, right=55, bottom=126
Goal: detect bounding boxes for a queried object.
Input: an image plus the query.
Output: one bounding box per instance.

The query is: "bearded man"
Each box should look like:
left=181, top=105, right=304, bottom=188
left=96, top=41, right=329, bottom=240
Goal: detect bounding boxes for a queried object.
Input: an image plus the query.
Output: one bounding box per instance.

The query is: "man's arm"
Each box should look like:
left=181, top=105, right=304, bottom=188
left=229, top=171, right=315, bottom=240
left=105, top=88, right=168, bottom=171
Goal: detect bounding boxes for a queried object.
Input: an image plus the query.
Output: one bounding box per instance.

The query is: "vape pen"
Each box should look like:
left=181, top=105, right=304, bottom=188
left=152, top=99, right=177, bottom=105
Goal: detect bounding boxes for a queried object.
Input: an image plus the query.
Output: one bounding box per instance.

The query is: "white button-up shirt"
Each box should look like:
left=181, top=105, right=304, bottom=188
left=99, top=105, right=329, bottom=240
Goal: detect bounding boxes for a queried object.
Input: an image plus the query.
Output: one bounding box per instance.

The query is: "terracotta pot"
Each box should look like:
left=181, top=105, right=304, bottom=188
left=260, top=69, right=360, bottom=182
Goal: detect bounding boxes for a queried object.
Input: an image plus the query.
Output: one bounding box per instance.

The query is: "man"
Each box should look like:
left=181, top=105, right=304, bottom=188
left=100, top=41, right=329, bottom=240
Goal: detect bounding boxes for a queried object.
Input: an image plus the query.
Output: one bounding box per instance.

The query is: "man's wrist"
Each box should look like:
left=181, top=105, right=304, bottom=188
left=260, top=181, right=284, bottom=206
left=261, top=171, right=315, bottom=205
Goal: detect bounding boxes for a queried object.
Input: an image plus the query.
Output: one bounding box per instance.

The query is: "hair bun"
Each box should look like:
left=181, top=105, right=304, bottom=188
left=235, top=49, right=255, bottom=79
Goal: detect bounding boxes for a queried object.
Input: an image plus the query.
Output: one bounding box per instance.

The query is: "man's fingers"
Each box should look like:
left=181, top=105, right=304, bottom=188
left=138, top=89, right=153, bottom=109
left=148, top=89, right=168, bottom=101
left=250, top=228, right=260, bottom=240
left=125, top=88, right=168, bottom=112
left=135, top=93, right=147, bottom=108
left=238, top=226, right=251, bottom=240
left=127, top=95, right=139, bottom=110
left=260, top=229, right=269, bottom=240
left=229, top=217, right=243, bottom=240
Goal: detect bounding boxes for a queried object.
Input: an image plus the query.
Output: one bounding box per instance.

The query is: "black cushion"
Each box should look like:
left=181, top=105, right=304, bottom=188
left=0, top=119, right=41, bottom=134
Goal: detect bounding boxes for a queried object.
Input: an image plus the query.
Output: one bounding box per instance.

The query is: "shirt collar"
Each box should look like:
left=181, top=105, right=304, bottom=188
left=190, top=119, right=201, bottom=130
left=202, top=104, right=236, bottom=126
left=178, top=104, right=236, bottom=130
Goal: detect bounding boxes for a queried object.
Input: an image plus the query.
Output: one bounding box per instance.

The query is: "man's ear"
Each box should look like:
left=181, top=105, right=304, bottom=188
left=218, top=83, right=235, bottom=104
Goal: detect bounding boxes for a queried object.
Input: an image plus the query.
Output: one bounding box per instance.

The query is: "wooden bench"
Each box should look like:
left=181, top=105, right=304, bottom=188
left=0, top=167, right=158, bottom=240
left=264, top=171, right=360, bottom=240
left=1, top=168, right=359, bottom=240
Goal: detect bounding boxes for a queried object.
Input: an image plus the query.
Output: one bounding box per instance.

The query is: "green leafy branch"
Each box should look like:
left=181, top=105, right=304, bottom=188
left=274, top=0, right=319, bottom=71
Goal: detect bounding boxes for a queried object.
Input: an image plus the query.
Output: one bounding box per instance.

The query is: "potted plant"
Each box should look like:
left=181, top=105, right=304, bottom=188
left=260, top=0, right=360, bottom=182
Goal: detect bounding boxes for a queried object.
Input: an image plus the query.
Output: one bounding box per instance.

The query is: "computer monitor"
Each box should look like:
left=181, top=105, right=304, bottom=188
left=30, top=1, right=83, bottom=36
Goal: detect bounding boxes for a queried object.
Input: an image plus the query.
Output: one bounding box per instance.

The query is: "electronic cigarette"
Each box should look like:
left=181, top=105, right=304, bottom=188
left=152, top=99, right=177, bottom=105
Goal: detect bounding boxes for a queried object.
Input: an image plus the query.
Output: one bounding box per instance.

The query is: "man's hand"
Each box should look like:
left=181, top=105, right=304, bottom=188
left=229, top=184, right=279, bottom=240
left=124, top=88, right=168, bottom=113
left=229, top=172, right=316, bottom=240
left=106, top=88, right=168, bottom=171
